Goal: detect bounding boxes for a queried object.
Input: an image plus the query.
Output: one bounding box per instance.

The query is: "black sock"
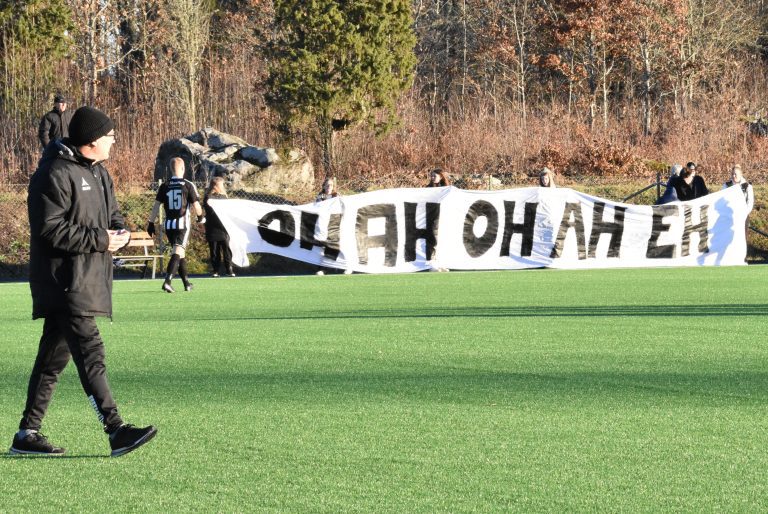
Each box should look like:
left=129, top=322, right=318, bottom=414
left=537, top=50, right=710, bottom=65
left=165, top=254, right=180, bottom=282
left=179, top=258, right=189, bottom=287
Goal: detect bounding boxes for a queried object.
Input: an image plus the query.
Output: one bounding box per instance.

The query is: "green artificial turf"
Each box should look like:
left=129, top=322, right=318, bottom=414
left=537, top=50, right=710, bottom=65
left=1, top=267, right=767, bottom=512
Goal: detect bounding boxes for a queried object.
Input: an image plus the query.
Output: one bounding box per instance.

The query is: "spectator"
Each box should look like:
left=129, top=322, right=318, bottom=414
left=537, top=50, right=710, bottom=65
left=538, top=167, right=556, bottom=188
left=315, top=176, right=339, bottom=202
left=204, top=177, right=235, bottom=277
left=656, top=163, right=683, bottom=204
left=673, top=162, right=709, bottom=201
left=38, top=93, right=74, bottom=149
left=723, top=164, right=754, bottom=243
left=12, top=106, right=156, bottom=457
left=723, top=164, right=754, bottom=211
left=147, top=157, right=205, bottom=293
left=426, top=168, right=450, bottom=187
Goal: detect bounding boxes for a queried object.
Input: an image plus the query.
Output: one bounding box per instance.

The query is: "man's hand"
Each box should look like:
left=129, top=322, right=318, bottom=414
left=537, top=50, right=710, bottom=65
left=147, top=221, right=155, bottom=237
left=107, top=229, right=131, bottom=253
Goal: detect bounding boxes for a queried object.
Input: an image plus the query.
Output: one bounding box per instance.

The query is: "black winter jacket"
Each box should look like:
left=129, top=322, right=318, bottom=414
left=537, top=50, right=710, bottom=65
left=38, top=108, right=74, bottom=147
left=28, top=140, right=125, bottom=319
left=204, top=192, right=230, bottom=242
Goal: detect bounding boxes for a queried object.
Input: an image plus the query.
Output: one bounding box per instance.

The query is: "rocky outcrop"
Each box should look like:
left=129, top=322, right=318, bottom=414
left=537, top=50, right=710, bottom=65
left=154, top=128, right=314, bottom=193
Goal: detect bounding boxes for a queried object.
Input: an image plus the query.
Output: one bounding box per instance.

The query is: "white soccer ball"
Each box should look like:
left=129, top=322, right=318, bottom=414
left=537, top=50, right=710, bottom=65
left=316, top=270, right=325, bottom=276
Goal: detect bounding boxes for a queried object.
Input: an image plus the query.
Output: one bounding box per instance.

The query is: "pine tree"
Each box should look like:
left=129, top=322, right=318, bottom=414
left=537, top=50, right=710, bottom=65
left=0, top=0, right=74, bottom=115
left=266, top=0, right=417, bottom=176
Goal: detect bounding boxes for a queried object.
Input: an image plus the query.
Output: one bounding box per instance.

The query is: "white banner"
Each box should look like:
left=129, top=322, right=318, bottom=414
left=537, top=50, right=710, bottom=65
left=209, top=185, right=750, bottom=273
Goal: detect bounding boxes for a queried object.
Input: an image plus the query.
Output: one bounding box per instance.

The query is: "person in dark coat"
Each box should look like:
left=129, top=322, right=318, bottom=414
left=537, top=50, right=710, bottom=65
left=11, top=106, right=157, bottom=458
left=656, top=164, right=683, bottom=204
left=673, top=162, right=709, bottom=201
left=38, top=94, right=74, bottom=148
left=204, top=176, right=235, bottom=277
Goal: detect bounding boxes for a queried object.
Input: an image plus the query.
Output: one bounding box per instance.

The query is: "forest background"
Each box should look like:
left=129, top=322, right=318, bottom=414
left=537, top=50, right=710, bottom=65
left=3, top=0, right=768, bottom=188
left=1, top=0, right=768, bottom=275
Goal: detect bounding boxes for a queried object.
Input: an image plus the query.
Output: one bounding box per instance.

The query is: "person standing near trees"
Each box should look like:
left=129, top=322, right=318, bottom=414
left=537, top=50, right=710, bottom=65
left=538, top=167, right=557, bottom=188
left=204, top=176, right=235, bottom=277
left=673, top=162, right=709, bottom=201
left=12, top=106, right=157, bottom=457
left=38, top=94, right=74, bottom=149
left=426, top=168, right=450, bottom=187
left=147, top=157, right=205, bottom=293
left=723, top=164, right=754, bottom=242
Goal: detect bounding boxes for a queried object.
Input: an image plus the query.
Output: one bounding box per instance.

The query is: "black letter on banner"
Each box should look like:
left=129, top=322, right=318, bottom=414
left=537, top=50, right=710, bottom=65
left=404, top=202, right=440, bottom=262
left=646, top=204, right=678, bottom=258
left=588, top=202, right=626, bottom=258
left=356, top=204, right=398, bottom=266
left=463, top=200, right=499, bottom=258
left=258, top=210, right=295, bottom=248
left=550, top=202, right=587, bottom=259
left=681, top=205, right=709, bottom=256
left=299, top=211, right=340, bottom=261
left=500, top=201, right=537, bottom=257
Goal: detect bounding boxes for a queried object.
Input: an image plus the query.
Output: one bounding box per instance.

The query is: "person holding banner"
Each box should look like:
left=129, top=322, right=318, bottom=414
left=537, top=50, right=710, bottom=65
left=673, top=162, right=709, bottom=201
left=723, top=164, right=754, bottom=242
left=315, top=176, right=339, bottom=202
left=539, top=167, right=556, bottom=188
left=147, top=157, right=205, bottom=293
left=656, top=163, right=683, bottom=204
left=723, top=164, right=754, bottom=209
left=204, top=177, right=235, bottom=277
left=426, top=168, right=450, bottom=187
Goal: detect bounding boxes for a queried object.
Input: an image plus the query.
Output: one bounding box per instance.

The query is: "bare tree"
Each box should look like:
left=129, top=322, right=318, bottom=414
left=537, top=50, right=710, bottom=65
left=159, top=0, right=213, bottom=131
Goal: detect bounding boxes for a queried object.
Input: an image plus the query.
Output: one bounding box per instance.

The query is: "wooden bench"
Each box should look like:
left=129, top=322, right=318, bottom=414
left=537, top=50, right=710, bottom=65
left=114, top=230, right=164, bottom=279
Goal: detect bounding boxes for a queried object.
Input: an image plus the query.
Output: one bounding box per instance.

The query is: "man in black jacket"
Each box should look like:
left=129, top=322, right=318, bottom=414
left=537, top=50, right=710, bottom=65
left=38, top=94, right=74, bottom=148
left=10, top=106, right=157, bottom=457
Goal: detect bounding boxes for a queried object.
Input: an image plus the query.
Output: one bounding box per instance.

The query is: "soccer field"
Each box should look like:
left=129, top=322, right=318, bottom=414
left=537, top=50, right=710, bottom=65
left=2, top=267, right=767, bottom=511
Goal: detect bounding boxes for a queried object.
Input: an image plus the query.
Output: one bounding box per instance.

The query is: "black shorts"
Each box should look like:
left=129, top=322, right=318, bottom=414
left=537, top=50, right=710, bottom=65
left=165, top=227, right=191, bottom=248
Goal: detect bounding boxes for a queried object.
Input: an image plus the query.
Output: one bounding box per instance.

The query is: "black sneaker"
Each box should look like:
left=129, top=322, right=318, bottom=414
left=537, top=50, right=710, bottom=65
left=162, top=282, right=175, bottom=293
left=184, top=283, right=193, bottom=292
left=9, top=432, right=65, bottom=456
left=109, top=424, right=157, bottom=457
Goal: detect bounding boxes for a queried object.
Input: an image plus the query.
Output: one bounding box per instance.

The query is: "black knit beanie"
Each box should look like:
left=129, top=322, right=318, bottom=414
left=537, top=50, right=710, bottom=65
left=69, top=106, right=115, bottom=146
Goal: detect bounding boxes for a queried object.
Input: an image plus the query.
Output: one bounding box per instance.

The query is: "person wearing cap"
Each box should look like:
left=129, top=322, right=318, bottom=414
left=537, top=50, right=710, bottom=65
left=673, top=161, right=709, bottom=201
left=38, top=93, right=74, bottom=148
left=11, top=106, right=157, bottom=458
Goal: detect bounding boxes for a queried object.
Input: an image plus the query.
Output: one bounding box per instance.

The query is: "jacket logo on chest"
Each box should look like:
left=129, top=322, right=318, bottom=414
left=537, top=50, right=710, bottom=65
left=81, top=177, right=91, bottom=191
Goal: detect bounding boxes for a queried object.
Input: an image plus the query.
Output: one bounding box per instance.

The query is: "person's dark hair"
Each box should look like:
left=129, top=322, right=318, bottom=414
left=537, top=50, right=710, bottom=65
left=427, top=168, right=450, bottom=187
left=680, top=168, right=693, bottom=179
left=686, top=161, right=696, bottom=170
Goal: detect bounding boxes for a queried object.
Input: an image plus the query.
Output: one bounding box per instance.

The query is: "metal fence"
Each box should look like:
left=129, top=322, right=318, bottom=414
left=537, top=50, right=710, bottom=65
left=1, top=175, right=765, bottom=280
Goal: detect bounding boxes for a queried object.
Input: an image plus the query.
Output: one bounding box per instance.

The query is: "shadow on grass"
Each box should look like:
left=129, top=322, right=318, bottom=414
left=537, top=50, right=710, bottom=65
left=114, top=369, right=768, bottom=405
left=2, top=453, right=108, bottom=460
left=175, top=303, right=768, bottom=322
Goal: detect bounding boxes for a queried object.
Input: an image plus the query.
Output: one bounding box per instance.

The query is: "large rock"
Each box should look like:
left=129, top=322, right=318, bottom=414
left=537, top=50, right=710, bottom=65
left=154, top=128, right=314, bottom=194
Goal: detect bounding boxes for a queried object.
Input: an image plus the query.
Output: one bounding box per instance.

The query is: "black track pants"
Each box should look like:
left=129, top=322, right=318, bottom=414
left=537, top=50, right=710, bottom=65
left=208, top=239, right=233, bottom=273
left=19, top=315, right=123, bottom=432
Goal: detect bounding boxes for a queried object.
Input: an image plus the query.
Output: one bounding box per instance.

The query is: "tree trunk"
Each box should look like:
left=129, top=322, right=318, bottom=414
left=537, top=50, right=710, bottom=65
left=319, top=116, right=334, bottom=177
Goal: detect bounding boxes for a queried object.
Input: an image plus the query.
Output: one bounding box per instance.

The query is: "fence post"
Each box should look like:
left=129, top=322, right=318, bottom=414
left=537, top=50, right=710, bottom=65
left=656, top=171, right=661, bottom=202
